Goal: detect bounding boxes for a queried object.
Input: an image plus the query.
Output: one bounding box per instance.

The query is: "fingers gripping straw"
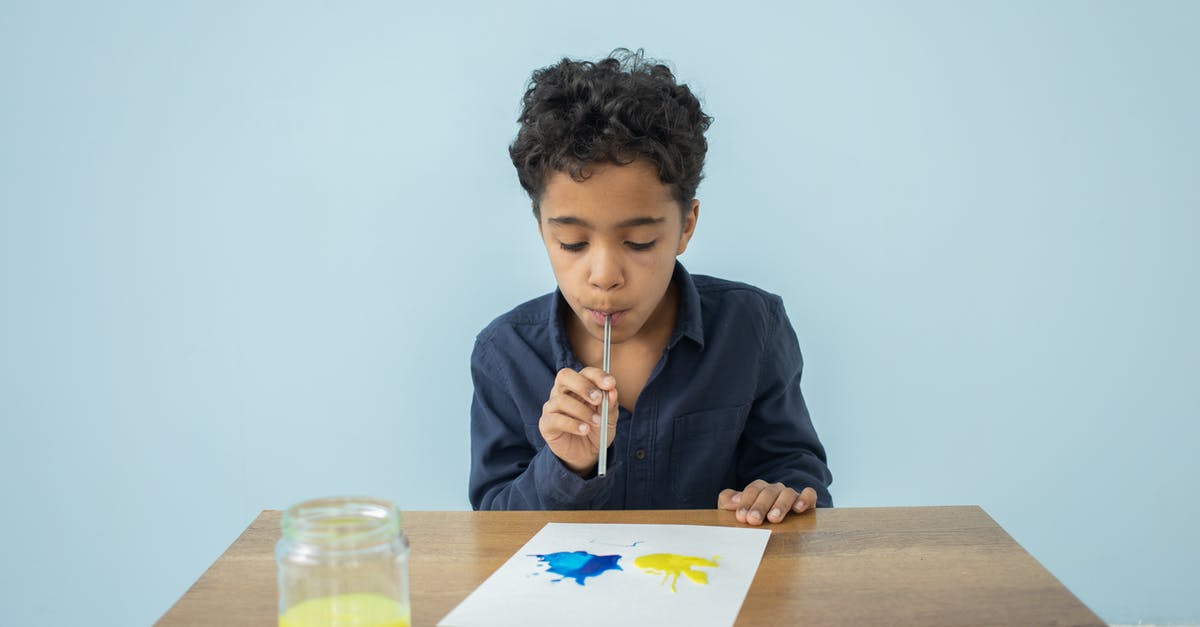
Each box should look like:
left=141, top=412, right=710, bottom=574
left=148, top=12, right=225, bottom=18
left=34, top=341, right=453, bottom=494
left=599, top=313, right=611, bottom=477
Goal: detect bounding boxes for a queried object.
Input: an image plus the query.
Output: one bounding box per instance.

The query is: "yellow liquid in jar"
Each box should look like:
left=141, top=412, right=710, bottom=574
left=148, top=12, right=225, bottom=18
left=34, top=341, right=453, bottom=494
left=279, top=593, right=410, bottom=627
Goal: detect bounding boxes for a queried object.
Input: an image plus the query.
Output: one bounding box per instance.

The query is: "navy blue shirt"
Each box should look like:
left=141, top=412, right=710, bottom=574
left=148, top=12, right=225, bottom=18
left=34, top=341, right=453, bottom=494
left=469, top=262, right=832, bottom=510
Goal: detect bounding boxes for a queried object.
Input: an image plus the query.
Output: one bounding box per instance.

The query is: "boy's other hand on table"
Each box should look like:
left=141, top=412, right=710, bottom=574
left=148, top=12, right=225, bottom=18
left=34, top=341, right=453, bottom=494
left=718, top=480, right=817, bottom=526
left=538, top=367, right=619, bottom=476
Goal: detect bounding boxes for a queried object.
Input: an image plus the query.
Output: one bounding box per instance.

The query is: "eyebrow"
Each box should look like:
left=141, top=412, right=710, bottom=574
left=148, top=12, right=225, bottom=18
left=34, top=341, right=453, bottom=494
left=546, top=216, right=666, bottom=228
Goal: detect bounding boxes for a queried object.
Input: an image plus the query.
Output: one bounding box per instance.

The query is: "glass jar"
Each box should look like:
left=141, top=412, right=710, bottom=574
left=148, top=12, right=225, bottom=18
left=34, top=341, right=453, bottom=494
left=276, top=496, right=411, bottom=627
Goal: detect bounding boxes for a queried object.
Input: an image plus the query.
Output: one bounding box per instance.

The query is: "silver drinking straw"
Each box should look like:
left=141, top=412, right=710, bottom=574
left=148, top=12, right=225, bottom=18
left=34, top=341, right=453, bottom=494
left=598, top=313, right=611, bottom=477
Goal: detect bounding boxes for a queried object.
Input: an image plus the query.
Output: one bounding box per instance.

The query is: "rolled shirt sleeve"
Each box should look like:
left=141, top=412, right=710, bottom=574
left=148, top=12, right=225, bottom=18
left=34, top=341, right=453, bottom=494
left=468, top=338, right=615, bottom=510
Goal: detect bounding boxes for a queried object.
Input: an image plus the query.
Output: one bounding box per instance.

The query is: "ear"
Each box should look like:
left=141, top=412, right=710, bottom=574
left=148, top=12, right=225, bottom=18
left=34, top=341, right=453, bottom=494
left=676, top=199, right=700, bottom=256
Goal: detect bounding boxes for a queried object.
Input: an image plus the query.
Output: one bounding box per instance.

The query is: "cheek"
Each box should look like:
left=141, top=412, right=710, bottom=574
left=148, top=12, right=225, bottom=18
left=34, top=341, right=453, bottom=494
left=638, top=248, right=676, bottom=274
left=630, top=253, right=675, bottom=297
left=547, top=249, right=579, bottom=270
left=545, top=251, right=586, bottom=290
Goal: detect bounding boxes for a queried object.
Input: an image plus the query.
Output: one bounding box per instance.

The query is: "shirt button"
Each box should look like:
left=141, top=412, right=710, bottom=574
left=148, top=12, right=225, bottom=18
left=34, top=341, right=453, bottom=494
left=635, top=449, right=646, bottom=460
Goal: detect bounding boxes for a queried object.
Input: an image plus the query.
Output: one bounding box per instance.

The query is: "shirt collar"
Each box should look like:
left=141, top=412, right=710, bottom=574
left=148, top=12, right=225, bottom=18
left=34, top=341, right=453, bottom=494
left=549, top=290, right=580, bottom=370
left=549, top=261, right=705, bottom=369
left=669, top=260, right=705, bottom=350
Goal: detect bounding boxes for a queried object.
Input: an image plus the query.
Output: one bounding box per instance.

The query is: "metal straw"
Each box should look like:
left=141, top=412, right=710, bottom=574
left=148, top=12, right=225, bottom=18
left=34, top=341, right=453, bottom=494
left=598, top=313, right=611, bottom=477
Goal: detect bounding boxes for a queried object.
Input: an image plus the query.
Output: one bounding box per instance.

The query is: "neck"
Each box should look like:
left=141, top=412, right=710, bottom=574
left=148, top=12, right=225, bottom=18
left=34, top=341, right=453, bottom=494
left=640, top=280, right=680, bottom=346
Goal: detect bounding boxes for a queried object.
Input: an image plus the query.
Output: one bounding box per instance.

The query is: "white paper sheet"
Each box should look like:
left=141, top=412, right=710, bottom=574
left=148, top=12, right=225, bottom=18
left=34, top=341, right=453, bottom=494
left=437, top=522, right=771, bottom=627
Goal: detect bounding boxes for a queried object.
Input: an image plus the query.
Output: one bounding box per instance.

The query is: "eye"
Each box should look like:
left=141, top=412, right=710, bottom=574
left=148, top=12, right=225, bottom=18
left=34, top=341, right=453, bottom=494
left=627, top=240, right=657, bottom=251
left=559, top=241, right=587, bottom=252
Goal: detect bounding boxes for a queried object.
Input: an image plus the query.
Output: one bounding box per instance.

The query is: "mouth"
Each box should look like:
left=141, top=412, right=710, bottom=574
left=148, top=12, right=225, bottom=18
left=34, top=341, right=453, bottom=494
left=585, top=308, right=630, bottom=327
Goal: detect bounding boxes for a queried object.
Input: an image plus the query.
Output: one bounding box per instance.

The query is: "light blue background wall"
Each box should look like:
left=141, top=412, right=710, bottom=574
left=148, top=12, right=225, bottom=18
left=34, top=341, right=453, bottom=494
left=1, top=1, right=1196, bottom=625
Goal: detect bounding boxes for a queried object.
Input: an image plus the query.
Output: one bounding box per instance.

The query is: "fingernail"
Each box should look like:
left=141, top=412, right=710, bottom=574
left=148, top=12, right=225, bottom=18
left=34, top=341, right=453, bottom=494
left=769, top=508, right=781, bottom=520
left=603, top=376, right=615, bottom=387
left=794, top=502, right=806, bottom=512
left=737, top=508, right=746, bottom=518
left=731, top=493, right=741, bottom=504
left=748, top=510, right=762, bottom=522
left=591, top=414, right=600, bottom=425
left=589, top=389, right=601, bottom=401
left=578, top=423, right=588, bottom=434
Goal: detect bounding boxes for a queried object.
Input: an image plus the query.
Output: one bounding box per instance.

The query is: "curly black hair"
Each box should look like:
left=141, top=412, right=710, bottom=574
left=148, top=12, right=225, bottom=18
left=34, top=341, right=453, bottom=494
left=509, top=48, right=713, bottom=218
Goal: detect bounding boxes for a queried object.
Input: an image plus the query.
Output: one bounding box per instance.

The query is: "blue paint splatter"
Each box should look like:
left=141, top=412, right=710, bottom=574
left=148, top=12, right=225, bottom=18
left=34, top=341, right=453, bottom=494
left=531, top=551, right=622, bottom=585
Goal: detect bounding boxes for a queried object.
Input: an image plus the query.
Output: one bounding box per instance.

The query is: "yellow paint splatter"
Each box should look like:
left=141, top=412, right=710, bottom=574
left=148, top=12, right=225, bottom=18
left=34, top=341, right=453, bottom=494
left=633, top=553, right=720, bottom=593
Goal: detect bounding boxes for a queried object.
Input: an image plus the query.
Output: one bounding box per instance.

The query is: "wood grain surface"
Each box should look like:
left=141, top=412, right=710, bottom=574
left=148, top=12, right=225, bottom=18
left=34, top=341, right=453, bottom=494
left=156, top=506, right=1103, bottom=626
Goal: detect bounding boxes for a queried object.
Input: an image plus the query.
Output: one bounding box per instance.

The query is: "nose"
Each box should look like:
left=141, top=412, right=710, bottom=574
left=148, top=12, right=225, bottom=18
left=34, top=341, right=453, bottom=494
left=588, top=244, right=624, bottom=292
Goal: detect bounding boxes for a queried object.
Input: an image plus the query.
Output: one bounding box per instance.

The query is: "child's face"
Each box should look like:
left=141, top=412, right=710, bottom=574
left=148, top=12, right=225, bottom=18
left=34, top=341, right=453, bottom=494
left=537, top=159, right=698, bottom=344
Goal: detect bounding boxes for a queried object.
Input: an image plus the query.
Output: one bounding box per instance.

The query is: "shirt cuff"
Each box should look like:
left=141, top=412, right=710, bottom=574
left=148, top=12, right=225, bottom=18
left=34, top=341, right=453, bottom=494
left=532, top=445, right=617, bottom=509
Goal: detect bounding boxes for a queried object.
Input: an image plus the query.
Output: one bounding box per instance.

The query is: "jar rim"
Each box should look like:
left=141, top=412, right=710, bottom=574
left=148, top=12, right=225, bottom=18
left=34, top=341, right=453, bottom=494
left=281, top=496, right=400, bottom=551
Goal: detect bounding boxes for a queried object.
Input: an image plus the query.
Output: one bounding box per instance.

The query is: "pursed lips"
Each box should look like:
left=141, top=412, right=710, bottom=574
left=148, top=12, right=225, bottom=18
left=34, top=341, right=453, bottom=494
left=586, top=307, right=629, bottom=325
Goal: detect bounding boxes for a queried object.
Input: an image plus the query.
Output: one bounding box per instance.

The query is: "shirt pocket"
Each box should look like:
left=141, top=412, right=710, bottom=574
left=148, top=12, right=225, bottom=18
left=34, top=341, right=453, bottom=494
left=668, top=403, right=750, bottom=507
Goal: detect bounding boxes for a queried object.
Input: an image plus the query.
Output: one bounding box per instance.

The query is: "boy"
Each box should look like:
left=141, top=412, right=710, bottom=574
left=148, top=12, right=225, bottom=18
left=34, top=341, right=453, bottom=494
left=469, top=49, right=832, bottom=526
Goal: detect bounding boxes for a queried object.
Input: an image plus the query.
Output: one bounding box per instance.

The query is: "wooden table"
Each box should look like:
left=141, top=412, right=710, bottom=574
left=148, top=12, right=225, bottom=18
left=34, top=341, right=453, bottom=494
left=157, top=506, right=1102, bottom=626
